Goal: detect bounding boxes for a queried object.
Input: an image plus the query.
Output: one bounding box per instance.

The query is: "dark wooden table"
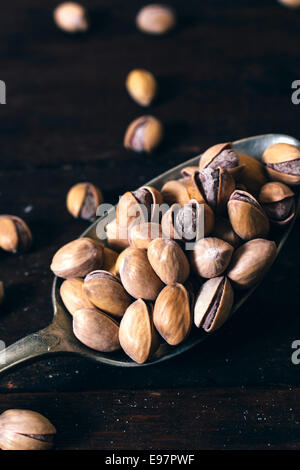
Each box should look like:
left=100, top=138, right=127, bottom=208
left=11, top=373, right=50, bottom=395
left=0, top=0, right=300, bottom=450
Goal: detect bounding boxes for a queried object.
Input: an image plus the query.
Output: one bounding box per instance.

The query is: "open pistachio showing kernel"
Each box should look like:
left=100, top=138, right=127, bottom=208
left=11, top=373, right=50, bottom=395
left=194, top=276, right=234, bottom=333
left=259, top=182, right=295, bottom=225
left=147, top=238, right=190, bottom=284
left=211, top=217, right=241, bottom=248
left=119, top=248, right=164, bottom=300
left=129, top=222, right=162, bottom=249
left=124, top=116, right=164, bottom=153
left=228, top=190, right=269, bottom=240
left=0, top=409, right=56, bottom=450
left=0, top=215, right=32, bottom=253
left=73, top=307, right=120, bottom=352
left=227, top=238, right=277, bottom=289
left=153, top=283, right=192, bottom=346
left=119, top=299, right=159, bottom=363
left=66, top=182, right=103, bottom=221
left=50, top=237, right=103, bottom=279
left=262, top=143, right=300, bottom=186
left=83, top=270, right=132, bottom=317
left=126, top=69, right=157, bottom=107
left=54, top=2, right=89, bottom=33
left=136, top=4, right=176, bottom=35
left=199, top=142, right=243, bottom=177
left=191, top=237, right=234, bottom=279
left=60, top=278, right=94, bottom=316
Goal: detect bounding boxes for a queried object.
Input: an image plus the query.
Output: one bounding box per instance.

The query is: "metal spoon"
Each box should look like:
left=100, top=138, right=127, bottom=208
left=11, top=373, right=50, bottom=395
left=0, top=133, right=299, bottom=374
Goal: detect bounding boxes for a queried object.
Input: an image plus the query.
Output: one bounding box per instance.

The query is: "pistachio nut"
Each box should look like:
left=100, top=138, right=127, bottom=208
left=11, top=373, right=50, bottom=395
left=54, top=2, right=89, bottom=33
left=0, top=215, right=32, bottom=253
left=262, top=143, right=300, bottom=186
left=194, top=276, right=234, bottom=333
left=237, top=153, right=267, bottom=194
left=0, top=409, right=56, bottom=450
left=83, top=270, right=132, bottom=317
left=119, top=247, right=164, bottom=300
left=66, top=182, right=103, bottom=221
left=105, top=219, right=130, bottom=252
left=60, top=278, right=94, bottom=315
left=199, top=142, right=243, bottom=177
left=153, top=283, right=192, bottom=345
left=114, top=247, right=132, bottom=277
left=259, top=182, right=295, bottom=225
left=228, top=190, right=269, bottom=240
left=119, top=299, right=159, bottom=363
left=73, top=307, right=120, bottom=352
left=227, top=238, right=277, bottom=289
left=191, top=237, right=234, bottom=279
left=211, top=217, right=241, bottom=248
left=124, top=115, right=164, bottom=153
left=50, top=237, right=103, bottom=279
left=136, top=4, right=176, bottom=35
left=161, top=179, right=190, bottom=206
left=102, top=246, right=119, bottom=275
left=171, top=200, right=215, bottom=241
left=129, top=222, right=162, bottom=249
left=126, top=69, right=157, bottom=107
left=147, top=238, right=190, bottom=284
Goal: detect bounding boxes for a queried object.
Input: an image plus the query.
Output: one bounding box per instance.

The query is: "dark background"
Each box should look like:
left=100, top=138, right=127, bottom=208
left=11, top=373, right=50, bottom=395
left=0, top=0, right=300, bottom=450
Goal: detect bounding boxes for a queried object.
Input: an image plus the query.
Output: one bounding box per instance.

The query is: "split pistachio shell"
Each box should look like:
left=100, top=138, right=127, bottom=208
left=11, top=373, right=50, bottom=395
left=228, top=190, right=269, bottom=240
left=0, top=409, right=56, bottom=450
left=259, top=182, right=295, bottom=225
left=60, top=278, right=94, bottom=316
left=262, top=143, right=300, bottom=186
left=73, top=307, right=120, bottom=352
left=227, top=238, right=277, bottom=289
left=147, top=238, right=190, bottom=284
left=50, top=237, right=103, bottom=279
left=66, top=182, right=103, bottom=221
left=199, top=142, right=243, bottom=178
left=136, top=4, right=176, bottom=35
left=124, top=116, right=164, bottom=153
left=83, top=270, right=132, bottom=317
left=129, top=222, right=162, bottom=249
left=0, top=215, right=32, bottom=253
left=194, top=276, right=234, bottom=332
left=153, top=283, right=192, bottom=346
left=119, top=247, right=164, bottom=300
left=54, top=2, right=89, bottom=32
left=191, top=237, right=234, bottom=279
left=119, top=299, right=159, bottom=363
left=126, top=69, right=157, bottom=106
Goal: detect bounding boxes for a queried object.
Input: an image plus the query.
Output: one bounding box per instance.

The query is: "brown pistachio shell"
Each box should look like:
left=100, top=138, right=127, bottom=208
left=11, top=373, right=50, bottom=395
left=105, top=219, right=130, bottom=252
left=136, top=4, right=176, bottom=35
left=191, top=237, right=234, bottom=279
left=237, top=153, right=267, bottom=194
left=259, top=182, right=295, bottom=225
left=60, top=278, right=94, bottom=316
left=83, top=270, right=132, bottom=317
left=161, top=203, right=182, bottom=240
left=211, top=217, right=241, bottom=248
left=227, top=238, right=277, bottom=289
left=0, top=409, right=56, bottom=450
left=66, top=182, right=103, bottom=221
left=129, top=222, right=162, bottom=249
left=54, top=2, right=89, bottom=33
left=262, top=143, right=300, bottom=186
left=124, top=115, right=163, bottom=153
left=126, top=69, right=157, bottom=107
left=73, top=307, right=120, bottom=352
left=199, top=142, right=243, bottom=177
left=180, top=166, right=199, bottom=178
left=116, top=186, right=163, bottom=229
left=0, top=215, right=32, bottom=253
left=153, top=283, right=192, bottom=346
left=161, top=179, right=190, bottom=206
left=119, top=299, right=159, bottom=364
left=194, top=276, right=234, bottom=332
left=228, top=190, right=269, bottom=240
left=147, top=238, right=190, bottom=284
left=114, top=247, right=132, bottom=277
left=119, top=248, right=164, bottom=300
left=50, top=237, right=103, bottom=279
left=101, top=246, right=119, bottom=275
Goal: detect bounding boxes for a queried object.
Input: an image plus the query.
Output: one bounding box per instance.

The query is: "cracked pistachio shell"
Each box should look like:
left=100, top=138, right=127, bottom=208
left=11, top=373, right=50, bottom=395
left=124, top=116, right=164, bottom=153
left=60, top=278, right=94, bottom=316
left=136, top=4, right=176, bottom=35
left=83, top=270, right=132, bottom=317
left=199, top=142, right=243, bottom=178
left=119, top=248, right=164, bottom=300
left=126, top=69, right=157, bottom=106
left=259, top=182, right=295, bottom=225
left=129, top=222, right=162, bottom=249
left=50, top=237, right=103, bottom=279
left=66, top=182, right=103, bottom=221
left=119, top=299, right=159, bottom=363
left=153, top=283, right=192, bottom=345
left=0, top=215, right=32, bottom=253
left=237, top=153, right=267, bottom=194
left=262, top=143, right=300, bottom=185
left=54, top=2, right=89, bottom=33
left=105, top=219, right=130, bottom=252
left=191, top=237, right=234, bottom=279
left=194, top=276, right=234, bottom=333
left=227, top=238, right=277, bottom=289
left=161, top=179, right=190, bottom=206
left=0, top=409, right=56, bottom=450
left=228, top=190, right=269, bottom=240
left=73, top=307, right=120, bottom=352
left=147, top=238, right=190, bottom=284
